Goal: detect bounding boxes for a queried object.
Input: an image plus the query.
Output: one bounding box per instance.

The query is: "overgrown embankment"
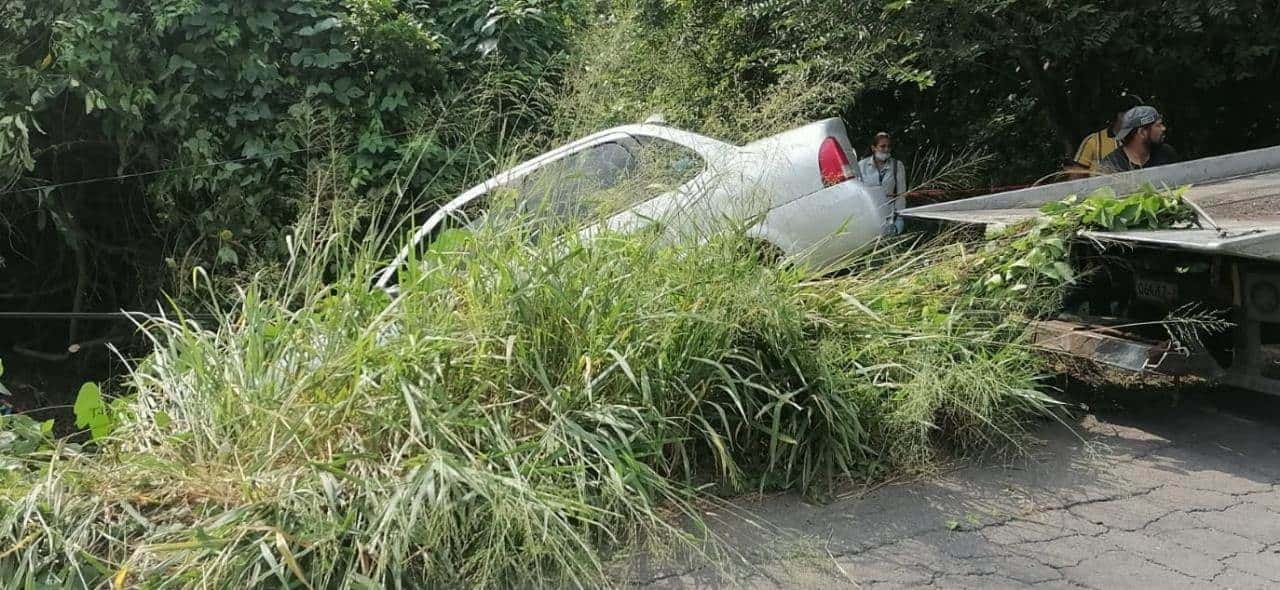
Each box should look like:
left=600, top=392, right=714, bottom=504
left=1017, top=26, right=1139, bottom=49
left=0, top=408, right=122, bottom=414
left=0, top=174, right=1208, bottom=587
left=1, top=194, right=1069, bottom=586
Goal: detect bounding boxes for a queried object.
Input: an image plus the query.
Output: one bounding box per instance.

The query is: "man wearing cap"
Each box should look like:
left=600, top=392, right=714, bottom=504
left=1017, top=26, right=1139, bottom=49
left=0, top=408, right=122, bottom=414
left=1099, top=106, right=1179, bottom=173
left=1070, top=97, right=1136, bottom=173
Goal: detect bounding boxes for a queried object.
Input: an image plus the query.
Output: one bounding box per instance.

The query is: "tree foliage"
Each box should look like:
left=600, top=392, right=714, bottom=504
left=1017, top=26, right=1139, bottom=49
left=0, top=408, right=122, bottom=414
left=590, top=0, right=1280, bottom=181
left=1, top=0, right=580, bottom=336
left=2, top=0, right=1278, bottom=349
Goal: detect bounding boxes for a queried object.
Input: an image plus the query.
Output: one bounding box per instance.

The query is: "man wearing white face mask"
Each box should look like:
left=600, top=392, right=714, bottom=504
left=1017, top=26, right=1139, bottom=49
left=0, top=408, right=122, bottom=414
left=856, top=132, right=908, bottom=228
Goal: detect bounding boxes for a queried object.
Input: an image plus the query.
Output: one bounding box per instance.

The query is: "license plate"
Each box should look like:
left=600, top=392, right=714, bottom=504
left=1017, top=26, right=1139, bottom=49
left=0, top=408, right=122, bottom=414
left=1135, top=277, right=1178, bottom=305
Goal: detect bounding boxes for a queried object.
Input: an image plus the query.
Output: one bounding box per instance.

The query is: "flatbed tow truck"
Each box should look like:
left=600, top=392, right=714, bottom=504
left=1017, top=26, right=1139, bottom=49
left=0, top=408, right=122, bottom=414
left=901, top=146, right=1280, bottom=396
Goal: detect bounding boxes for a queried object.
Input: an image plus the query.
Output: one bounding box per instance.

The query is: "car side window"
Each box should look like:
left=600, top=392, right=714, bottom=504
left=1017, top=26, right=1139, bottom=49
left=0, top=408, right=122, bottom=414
left=632, top=136, right=706, bottom=191
left=517, top=142, right=636, bottom=216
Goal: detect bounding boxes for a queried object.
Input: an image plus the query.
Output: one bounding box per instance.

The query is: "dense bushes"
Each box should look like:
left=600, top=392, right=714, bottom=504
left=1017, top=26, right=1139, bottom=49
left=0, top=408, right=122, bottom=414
left=584, top=0, right=1280, bottom=180
left=4, top=0, right=1278, bottom=344
left=1, top=0, right=580, bottom=337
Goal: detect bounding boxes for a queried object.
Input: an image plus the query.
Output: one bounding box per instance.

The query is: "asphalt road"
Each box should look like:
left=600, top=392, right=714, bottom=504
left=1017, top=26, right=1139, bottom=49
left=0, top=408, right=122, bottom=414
left=633, top=390, right=1280, bottom=589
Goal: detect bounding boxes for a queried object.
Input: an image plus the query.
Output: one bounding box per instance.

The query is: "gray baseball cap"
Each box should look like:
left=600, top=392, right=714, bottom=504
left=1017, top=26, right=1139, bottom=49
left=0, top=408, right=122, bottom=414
left=1115, top=106, right=1161, bottom=142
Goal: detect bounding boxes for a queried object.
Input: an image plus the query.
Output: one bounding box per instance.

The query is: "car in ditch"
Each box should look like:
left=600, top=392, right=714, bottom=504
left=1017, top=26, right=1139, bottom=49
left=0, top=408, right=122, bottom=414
left=374, top=116, right=896, bottom=291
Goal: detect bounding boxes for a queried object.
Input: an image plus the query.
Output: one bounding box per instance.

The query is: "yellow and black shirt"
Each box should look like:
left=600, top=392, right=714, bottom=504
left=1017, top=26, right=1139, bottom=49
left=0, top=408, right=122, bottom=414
left=1073, top=128, right=1121, bottom=171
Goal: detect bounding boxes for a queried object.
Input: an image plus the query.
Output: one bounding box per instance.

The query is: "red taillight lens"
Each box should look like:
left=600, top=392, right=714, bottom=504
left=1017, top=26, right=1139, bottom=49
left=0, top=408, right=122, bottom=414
left=818, top=137, right=854, bottom=186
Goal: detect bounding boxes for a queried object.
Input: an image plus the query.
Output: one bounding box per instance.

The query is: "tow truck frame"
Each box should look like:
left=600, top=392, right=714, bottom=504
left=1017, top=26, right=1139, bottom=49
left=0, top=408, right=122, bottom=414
left=901, top=146, right=1280, bottom=396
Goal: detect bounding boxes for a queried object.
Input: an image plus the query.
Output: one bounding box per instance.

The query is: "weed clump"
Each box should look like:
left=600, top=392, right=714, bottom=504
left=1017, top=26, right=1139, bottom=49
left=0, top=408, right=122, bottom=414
left=0, top=194, right=1060, bottom=587
left=0, top=172, right=1201, bottom=587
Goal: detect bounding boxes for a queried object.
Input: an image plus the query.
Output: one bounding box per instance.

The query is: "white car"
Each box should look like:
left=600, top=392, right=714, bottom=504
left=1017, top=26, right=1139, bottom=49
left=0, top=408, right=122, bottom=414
left=375, top=117, right=894, bottom=290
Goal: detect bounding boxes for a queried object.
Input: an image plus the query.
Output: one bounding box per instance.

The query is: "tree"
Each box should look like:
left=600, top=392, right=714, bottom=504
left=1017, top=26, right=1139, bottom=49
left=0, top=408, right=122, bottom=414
left=1, top=0, right=581, bottom=348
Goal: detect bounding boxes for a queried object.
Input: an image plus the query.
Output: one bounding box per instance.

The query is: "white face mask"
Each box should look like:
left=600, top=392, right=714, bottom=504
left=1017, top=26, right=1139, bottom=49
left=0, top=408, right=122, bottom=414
left=874, top=150, right=891, bottom=162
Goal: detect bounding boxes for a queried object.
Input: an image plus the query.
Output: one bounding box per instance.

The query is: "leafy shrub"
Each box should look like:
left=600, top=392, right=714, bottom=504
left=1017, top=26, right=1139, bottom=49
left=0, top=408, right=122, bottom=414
left=0, top=358, right=60, bottom=478
left=975, top=185, right=1196, bottom=301
left=0, top=0, right=582, bottom=317
left=1039, top=185, right=1197, bottom=231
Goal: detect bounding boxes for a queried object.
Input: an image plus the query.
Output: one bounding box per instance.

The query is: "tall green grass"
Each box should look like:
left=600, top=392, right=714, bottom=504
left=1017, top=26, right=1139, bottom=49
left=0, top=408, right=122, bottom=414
left=0, top=179, right=1061, bottom=587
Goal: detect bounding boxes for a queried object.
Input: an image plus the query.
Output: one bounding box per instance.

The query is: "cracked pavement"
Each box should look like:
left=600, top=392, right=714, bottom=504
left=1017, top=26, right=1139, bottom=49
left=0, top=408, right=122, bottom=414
left=631, top=392, right=1280, bottom=589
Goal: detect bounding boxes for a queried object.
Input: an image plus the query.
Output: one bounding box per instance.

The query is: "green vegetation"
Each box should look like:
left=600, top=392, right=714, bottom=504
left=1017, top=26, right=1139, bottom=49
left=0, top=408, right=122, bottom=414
left=1039, top=186, right=1197, bottom=231
left=0, top=0, right=1273, bottom=586
left=1, top=358, right=60, bottom=475
left=2, top=0, right=582, bottom=312
left=0, top=97, right=1206, bottom=590
left=5, top=1, right=1278, bottom=321
left=0, top=185, right=1068, bottom=586
left=570, top=1, right=1280, bottom=177
left=975, top=186, right=1197, bottom=300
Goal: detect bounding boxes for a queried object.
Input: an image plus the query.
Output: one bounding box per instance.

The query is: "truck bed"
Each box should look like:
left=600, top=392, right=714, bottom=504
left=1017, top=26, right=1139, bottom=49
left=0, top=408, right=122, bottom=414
left=1183, top=170, right=1280, bottom=223
left=901, top=146, right=1280, bottom=261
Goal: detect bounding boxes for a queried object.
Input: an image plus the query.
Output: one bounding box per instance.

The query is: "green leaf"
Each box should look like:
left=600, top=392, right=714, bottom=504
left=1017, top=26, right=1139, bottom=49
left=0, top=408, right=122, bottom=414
left=425, top=228, right=473, bottom=263
left=1039, top=201, right=1069, bottom=214
left=299, top=17, right=342, bottom=36
left=217, top=246, right=240, bottom=266
left=1053, top=262, right=1075, bottom=283
left=74, top=382, right=113, bottom=440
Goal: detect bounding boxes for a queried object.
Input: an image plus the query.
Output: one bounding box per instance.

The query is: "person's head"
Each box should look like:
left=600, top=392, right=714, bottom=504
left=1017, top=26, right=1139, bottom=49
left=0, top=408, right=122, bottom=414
left=1116, top=106, right=1166, bottom=150
left=870, top=132, right=892, bottom=161
left=1109, top=95, right=1141, bottom=133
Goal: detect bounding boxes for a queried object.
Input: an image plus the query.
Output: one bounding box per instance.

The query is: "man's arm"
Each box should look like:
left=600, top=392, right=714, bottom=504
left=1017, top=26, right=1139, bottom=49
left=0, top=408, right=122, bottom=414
left=895, top=161, right=907, bottom=196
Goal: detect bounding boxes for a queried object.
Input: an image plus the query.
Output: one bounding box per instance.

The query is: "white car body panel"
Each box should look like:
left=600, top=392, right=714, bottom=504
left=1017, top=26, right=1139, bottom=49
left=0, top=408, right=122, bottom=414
left=376, top=119, right=894, bottom=289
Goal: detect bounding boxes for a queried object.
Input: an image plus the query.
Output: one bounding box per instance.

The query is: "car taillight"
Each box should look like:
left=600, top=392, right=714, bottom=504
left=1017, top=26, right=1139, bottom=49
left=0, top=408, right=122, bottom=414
left=818, top=137, right=855, bottom=186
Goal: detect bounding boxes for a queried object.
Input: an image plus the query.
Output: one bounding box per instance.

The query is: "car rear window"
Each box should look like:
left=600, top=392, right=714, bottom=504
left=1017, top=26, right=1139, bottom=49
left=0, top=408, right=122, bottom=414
left=463, top=135, right=710, bottom=232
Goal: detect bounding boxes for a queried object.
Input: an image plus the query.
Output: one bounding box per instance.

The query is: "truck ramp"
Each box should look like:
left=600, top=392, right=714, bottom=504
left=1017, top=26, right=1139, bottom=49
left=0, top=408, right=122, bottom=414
left=902, top=146, right=1280, bottom=261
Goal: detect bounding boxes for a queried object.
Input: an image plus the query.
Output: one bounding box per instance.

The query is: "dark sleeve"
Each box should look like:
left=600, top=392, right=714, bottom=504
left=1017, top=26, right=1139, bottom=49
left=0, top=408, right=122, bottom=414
left=1159, top=144, right=1180, bottom=165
